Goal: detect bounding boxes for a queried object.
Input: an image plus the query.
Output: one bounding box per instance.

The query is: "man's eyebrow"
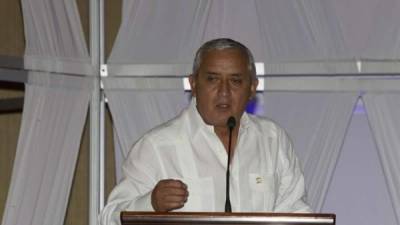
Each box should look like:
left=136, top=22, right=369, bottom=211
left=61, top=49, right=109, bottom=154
left=230, top=73, right=244, bottom=77
left=205, top=71, right=219, bottom=75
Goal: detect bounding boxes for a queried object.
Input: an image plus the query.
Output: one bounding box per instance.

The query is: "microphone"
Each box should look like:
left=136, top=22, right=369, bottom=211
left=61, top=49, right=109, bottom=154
left=225, top=116, right=236, bottom=213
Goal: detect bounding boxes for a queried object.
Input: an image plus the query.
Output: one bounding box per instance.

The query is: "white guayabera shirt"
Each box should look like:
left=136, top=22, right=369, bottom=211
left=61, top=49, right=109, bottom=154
left=100, top=99, right=311, bottom=225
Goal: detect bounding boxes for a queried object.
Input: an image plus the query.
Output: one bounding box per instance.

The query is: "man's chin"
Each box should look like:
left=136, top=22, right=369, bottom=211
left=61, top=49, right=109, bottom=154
left=203, top=118, right=231, bottom=128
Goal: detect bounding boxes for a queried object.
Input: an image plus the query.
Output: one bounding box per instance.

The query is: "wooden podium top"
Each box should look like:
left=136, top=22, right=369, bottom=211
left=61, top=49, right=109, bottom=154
left=121, top=212, right=335, bottom=225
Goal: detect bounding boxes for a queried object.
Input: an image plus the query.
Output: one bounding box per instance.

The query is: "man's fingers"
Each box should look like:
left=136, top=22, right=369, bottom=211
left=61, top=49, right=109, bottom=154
left=163, top=201, right=185, bottom=211
left=162, top=195, right=187, bottom=211
left=159, top=179, right=187, bottom=189
left=157, top=188, right=188, bottom=205
left=161, top=187, right=188, bottom=197
left=163, top=195, right=187, bottom=204
left=155, top=193, right=187, bottom=211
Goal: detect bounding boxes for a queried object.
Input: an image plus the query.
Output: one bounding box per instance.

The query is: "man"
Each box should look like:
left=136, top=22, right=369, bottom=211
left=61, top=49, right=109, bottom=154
left=100, top=38, right=311, bottom=224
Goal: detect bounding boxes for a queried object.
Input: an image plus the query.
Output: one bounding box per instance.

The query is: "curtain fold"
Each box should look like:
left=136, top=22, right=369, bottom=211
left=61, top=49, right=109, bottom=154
left=1, top=74, right=91, bottom=225
left=363, top=93, right=400, bottom=224
left=104, top=78, right=188, bottom=181
left=357, top=1, right=400, bottom=59
left=108, top=0, right=210, bottom=65
left=262, top=91, right=359, bottom=211
left=201, top=0, right=266, bottom=62
left=21, top=0, right=92, bottom=75
left=109, top=0, right=360, bottom=76
left=3, top=1, right=93, bottom=225
left=255, top=0, right=348, bottom=61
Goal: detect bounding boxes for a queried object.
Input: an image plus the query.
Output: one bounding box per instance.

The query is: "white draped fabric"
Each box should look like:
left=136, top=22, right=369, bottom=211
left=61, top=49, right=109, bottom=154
left=1, top=74, right=91, bottom=225
left=363, top=93, right=400, bottom=224
left=254, top=0, right=354, bottom=74
left=262, top=92, right=359, bottom=211
left=107, top=0, right=358, bottom=75
left=107, top=0, right=400, bottom=75
left=108, top=0, right=210, bottom=66
left=21, top=0, right=92, bottom=75
left=2, top=1, right=92, bottom=225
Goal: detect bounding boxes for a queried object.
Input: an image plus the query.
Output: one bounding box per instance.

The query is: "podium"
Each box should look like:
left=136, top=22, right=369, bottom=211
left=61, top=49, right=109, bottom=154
left=121, top=212, right=335, bottom=225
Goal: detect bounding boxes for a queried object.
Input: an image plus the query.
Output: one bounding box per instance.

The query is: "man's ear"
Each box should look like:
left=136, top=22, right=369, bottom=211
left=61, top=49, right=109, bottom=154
left=189, top=74, right=197, bottom=97
left=250, top=78, right=259, bottom=99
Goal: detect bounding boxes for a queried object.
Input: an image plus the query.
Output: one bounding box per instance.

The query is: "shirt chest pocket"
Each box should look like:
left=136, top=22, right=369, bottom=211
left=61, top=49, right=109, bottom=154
left=248, top=173, right=277, bottom=211
left=177, top=177, right=215, bottom=212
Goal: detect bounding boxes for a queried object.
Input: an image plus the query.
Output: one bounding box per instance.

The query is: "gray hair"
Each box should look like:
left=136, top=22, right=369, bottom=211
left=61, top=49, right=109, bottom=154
left=192, top=38, right=257, bottom=80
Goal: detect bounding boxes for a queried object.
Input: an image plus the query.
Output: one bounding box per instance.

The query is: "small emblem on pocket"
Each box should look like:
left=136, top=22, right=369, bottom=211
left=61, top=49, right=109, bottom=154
left=256, top=177, right=262, bottom=184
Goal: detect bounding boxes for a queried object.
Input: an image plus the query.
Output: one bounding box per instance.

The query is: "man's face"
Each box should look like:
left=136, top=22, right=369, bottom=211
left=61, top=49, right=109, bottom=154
left=189, top=48, right=258, bottom=128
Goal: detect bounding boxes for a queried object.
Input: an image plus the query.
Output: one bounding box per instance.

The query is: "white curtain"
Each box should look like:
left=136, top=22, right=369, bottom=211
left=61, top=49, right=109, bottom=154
left=1, top=0, right=92, bottom=225
left=346, top=0, right=400, bottom=60
left=21, top=0, right=91, bottom=75
left=109, top=0, right=362, bottom=76
left=110, top=0, right=400, bottom=69
left=104, top=78, right=188, bottom=181
left=363, top=93, right=400, bottom=224
left=256, top=0, right=346, bottom=60
left=262, top=92, right=359, bottom=211
left=108, top=0, right=210, bottom=66
left=1, top=74, right=91, bottom=225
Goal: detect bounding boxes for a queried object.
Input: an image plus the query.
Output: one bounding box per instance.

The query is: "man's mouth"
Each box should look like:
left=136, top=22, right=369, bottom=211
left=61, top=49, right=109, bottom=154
left=216, top=103, right=231, bottom=109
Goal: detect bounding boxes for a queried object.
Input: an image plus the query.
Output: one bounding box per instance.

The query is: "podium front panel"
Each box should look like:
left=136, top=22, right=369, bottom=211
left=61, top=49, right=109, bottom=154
left=121, top=212, right=335, bottom=225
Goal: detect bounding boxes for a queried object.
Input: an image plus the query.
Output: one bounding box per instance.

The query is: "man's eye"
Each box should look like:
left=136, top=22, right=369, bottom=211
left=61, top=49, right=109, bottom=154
left=207, top=76, right=218, bottom=82
left=231, top=78, right=243, bottom=84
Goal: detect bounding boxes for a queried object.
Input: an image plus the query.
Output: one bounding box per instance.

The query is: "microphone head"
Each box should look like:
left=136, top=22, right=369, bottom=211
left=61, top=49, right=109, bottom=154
left=227, top=116, right=236, bottom=129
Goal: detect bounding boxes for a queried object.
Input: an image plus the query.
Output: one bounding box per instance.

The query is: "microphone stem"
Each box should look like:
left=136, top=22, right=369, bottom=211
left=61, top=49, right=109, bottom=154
left=225, top=126, right=233, bottom=213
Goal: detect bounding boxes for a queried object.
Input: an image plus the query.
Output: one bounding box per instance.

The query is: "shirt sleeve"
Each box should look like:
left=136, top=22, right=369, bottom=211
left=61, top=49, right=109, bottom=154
left=99, top=136, right=160, bottom=225
left=274, top=128, right=313, bottom=213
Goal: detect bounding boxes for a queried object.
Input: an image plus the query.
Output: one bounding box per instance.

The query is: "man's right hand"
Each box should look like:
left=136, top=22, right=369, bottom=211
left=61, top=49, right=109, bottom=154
left=151, top=179, right=189, bottom=212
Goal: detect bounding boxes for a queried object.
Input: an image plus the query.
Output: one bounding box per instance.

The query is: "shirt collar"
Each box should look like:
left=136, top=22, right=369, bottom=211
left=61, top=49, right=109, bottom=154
left=186, top=97, right=251, bottom=138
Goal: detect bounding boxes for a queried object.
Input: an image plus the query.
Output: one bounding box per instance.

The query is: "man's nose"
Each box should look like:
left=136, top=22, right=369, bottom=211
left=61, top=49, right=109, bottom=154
left=218, top=80, right=230, bottom=96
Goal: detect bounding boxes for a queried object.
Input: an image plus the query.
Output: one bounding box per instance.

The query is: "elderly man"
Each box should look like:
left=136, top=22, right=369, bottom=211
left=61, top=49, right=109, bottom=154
left=100, top=38, right=311, bottom=224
